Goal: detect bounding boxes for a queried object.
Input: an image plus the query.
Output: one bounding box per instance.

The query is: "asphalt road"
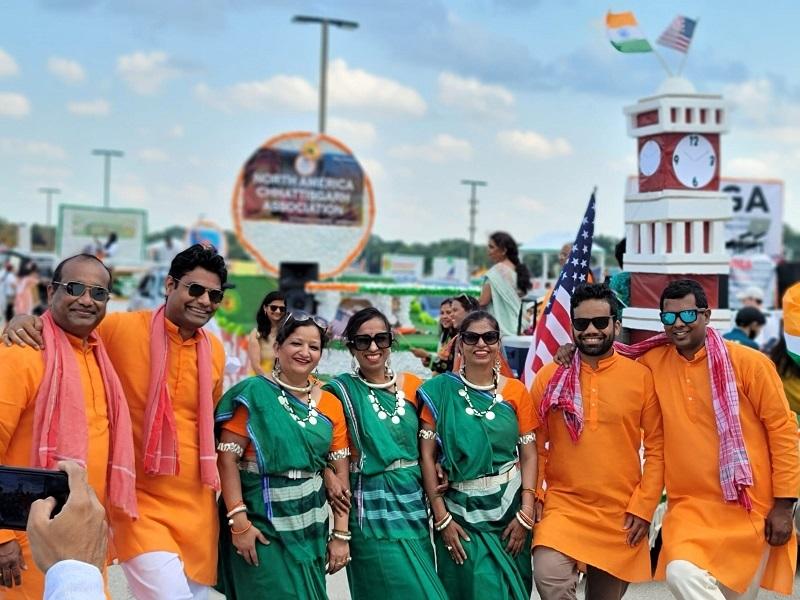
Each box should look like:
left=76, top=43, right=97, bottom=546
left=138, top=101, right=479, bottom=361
left=109, top=566, right=800, bottom=599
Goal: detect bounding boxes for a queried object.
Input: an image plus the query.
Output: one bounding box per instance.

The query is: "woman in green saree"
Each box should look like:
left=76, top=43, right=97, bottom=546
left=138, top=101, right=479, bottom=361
left=418, top=310, right=539, bottom=600
left=323, top=307, right=448, bottom=600
left=215, top=313, right=352, bottom=599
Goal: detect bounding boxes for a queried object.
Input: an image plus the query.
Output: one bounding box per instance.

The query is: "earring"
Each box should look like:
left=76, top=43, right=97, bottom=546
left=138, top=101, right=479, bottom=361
left=351, top=355, right=359, bottom=375
left=493, top=357, right=501, bottom=377
left=312, top=367, right=320, bottom=380
left=273, top=359, right=281, bottom=377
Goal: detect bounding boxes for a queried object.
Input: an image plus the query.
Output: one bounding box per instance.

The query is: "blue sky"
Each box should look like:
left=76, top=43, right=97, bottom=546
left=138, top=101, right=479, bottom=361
left=1, top=0, right=799, bottom=246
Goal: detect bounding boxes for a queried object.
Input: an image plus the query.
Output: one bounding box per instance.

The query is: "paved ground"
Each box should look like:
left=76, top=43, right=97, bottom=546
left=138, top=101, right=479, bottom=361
left=109, top=566, right=800, bottom=599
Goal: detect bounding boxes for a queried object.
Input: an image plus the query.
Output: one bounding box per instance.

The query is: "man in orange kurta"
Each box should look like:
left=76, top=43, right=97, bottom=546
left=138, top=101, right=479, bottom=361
left=0, top=255, right=115, bottom=599
left=641, top=279, right=799, bottom=599
left=531, top=283, right=664, bottom=600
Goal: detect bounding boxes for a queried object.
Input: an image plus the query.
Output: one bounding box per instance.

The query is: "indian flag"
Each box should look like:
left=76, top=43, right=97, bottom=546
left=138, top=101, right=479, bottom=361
left=606, top=11, right=653, bottom=53
left=783, top=283, right=800, bottom=365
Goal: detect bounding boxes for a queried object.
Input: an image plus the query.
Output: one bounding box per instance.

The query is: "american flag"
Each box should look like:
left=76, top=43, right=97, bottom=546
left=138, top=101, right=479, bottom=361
left=522, top=192, right=596, bottom=384
left=656, top=15, right=697, bottom=53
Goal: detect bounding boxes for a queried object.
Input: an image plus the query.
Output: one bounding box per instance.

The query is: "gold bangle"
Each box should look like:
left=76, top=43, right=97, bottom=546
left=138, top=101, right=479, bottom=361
left=231, top=521, right=252, bottom=536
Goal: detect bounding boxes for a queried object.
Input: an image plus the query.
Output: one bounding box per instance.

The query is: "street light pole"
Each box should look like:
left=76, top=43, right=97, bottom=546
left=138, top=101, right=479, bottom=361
left=37, top=187, right=61, bottom=226
left=91, top=148, right=124, bottom=208
left=461, top=179, right=487, bottom=275
left=292, top=15, right=359, bottom=134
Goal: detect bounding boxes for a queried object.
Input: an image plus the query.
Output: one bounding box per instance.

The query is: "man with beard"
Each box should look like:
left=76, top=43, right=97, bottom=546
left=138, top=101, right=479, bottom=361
left=4, top=245, right=227, bottom=599
left=529, top=283, right=664, bottom=600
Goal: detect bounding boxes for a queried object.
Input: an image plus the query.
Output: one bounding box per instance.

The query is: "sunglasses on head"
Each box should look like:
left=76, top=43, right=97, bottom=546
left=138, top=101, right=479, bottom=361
left=349, top=332, right=393, bottom=351
left=287, top=311, right=328, bottom=330
left=52, top=281, right=110, bottom=302
left=178, top=280, right=224, bottom=304
left=572, top=316, right=613, bottom=332
left=460, top=330, right=500, bottom=346
left=267, top=304, right=286, bottom=314
left=659, top=309, right=702, bottom=326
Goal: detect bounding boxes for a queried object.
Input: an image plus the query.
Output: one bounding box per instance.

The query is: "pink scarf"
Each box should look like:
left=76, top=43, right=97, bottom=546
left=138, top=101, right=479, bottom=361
left=141, top=305, right=219, bottom=490
left=32, top=311, right=138, bottom=517
left=539, top=328, right=753, bottom=509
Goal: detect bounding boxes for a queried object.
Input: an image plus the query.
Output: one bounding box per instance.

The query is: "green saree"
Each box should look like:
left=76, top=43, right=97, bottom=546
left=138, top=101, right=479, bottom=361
left=214, top=376, right=333, bottom=600
left=417, top=372, right=532, bottom=600
left=324, top=373, right=448, bottom=600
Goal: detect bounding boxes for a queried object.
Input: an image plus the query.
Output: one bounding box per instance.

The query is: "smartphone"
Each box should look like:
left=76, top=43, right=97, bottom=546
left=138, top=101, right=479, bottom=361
left=0, top=466, right=69, bottom=531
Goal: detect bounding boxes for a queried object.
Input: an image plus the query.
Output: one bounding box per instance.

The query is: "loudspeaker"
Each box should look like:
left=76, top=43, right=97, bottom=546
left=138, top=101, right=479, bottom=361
left=777, top=262, right=800, bottom=307
left=279, top=262, right=319, bottom=314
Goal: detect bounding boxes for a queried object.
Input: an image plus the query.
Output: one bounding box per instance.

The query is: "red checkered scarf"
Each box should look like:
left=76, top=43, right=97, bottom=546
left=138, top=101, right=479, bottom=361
left=539, top=327, right=753, bottom=509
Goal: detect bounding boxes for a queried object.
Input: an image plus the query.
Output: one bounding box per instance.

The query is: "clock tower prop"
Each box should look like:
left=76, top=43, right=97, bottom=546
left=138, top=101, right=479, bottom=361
left=622, top=78, right=732, bottom=341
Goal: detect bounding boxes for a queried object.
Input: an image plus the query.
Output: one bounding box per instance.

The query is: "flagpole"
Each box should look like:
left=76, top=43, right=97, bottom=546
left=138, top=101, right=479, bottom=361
left=651, top=44, right=673, bottom=77
left=677, top=18, right=698, bottom=76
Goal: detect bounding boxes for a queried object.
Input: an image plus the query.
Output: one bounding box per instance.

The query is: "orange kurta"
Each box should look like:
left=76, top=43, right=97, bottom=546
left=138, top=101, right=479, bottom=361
left=0, top=337, right=110, bottom=600
left=102, top=311, right=225, bottom=586
left=530, top=353, right=664, bottom=582
left=640, top=341, right=800, bottom=594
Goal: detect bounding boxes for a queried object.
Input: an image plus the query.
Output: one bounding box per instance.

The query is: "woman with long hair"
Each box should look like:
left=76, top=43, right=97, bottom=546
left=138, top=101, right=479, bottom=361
left=431, top=294, right=478, bottom=373
left=247, top=291, right=286, bottom=376
left=13, top=261, right=40, bottom=316
left=418, top=310, right=539, bottom=599
left=479, top=231, right=532, bottom=337
left=323, top=307, right=448, bottom=600
left=215, top=313, right=351, bottom=599
left=411, top=297, right=455, bottom=370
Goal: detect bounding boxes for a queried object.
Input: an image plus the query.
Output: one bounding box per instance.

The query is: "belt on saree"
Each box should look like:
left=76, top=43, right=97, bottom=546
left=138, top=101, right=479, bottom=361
left=238, top=461, right=318, bottom=479
left=349, top=458, right=419, bottom=474
left=450, top=464, right=519, bottom=491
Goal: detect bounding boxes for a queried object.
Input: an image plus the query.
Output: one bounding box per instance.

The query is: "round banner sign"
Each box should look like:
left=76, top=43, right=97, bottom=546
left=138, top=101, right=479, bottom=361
left=231, top=131, right=375, bottom=278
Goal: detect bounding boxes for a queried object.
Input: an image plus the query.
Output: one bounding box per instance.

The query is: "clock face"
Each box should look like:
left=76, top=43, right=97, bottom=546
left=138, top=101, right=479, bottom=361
left=639, top=140, right=661, bottom=177
left=672, top=134, right=717, bottom=188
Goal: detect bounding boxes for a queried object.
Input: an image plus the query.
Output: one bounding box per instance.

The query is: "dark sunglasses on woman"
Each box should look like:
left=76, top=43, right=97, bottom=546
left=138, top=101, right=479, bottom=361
left=349, top=332, right=393, bottom=351
left=267, top=304, right=286, bottom=314
left=460, top=330, right=500, bottom=346
left=52, top=281, right=110, bottom=302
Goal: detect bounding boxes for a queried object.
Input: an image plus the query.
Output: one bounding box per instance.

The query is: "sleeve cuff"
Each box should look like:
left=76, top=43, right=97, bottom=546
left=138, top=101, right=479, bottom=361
left=44, top=560, right=104, bottom=600
left=0, top=530, right=17, bottom=545
left=625, top=487, right=659, bottom=522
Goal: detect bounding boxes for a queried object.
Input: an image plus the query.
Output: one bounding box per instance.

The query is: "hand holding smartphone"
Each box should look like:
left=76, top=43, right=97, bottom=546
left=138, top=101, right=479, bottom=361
left=0, top=466, right=69, bottom=531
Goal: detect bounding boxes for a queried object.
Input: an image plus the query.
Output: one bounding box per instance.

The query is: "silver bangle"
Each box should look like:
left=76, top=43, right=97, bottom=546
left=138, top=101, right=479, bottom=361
left=216, top=441, right=244, bottom=457
left=518, top=432, right=536, bottom=445
left=434, top=513, right=453, bottom=532
left=418, top=429, right=437, bottom=440
left=328, top=530, right=352, bottom=542
left=515, top=511, right=533, bottom=531
left=328, top=448, right=351, bottom=461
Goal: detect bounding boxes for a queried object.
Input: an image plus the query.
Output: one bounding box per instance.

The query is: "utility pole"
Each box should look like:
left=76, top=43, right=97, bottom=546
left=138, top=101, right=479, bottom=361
left=461, top=179, right=487, bottom=275
left=91, top=148, right=124, bottom=208
left=37, top=187, right=60, bottom=226
left=292, top=15, right=359, bottom=134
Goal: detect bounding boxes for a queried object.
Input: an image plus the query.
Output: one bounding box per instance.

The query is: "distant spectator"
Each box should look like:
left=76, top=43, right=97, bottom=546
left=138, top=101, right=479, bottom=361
left=1, top=262, right=17, bottom=324
left=608, top=238, right=629, bottom=319
left=737, top=285, right=764, bottom=308
left=723, top=306, right=766, bottom=350
left=14, top=261, right=40, bottom=316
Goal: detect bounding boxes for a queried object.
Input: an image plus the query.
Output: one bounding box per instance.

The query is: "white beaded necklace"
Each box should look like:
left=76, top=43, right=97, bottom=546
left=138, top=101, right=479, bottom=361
left=356, top=369, right=407, bottom=425
left=458, top=369, right=503, bottom=420
left=272, top=372, right=319, bottom=428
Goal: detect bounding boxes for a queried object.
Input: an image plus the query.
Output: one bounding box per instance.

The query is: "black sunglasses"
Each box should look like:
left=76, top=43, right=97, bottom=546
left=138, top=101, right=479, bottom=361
left=572, top=316, right=614, bottom=331
left=660, top=309, right=701, bottom=326
left=461, top=330, right=500, bottom=346
left=177, top=280, right=224, bottom=304
left=349, top=332, right=393, bottom=352
left=267, top=304, right=286, bottom=314
left=52, top=281, right=110, bottom=302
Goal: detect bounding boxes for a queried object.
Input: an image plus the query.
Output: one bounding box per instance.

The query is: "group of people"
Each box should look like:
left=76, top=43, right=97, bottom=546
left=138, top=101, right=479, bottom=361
left=0, top=238, right=798, bottom=600
left=0, top=260, right=41, bottom=327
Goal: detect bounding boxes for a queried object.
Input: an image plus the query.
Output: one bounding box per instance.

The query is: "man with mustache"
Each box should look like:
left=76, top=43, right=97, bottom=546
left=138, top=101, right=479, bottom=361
left=4, top=244, right=227, bottom=599
left=530, top=283, right=664, bottom=600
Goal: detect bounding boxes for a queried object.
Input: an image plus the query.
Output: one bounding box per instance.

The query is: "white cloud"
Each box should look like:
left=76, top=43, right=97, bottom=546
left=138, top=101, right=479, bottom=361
left=327, top=117, right=377, bottom=147
left=138, top=148, right=170, bottom=162
left=724, top=78, right=800, bottom=134
left=0, top=49, right=19, bottom=77
left=389, top=134, right=473, bottom=163
left=168, top=124, right=184, bottom=138
left=328, top=59, right=427, bottom=116
left=496, top=129, right=572, bottom=159
left=67, top=99, right=110, bottom=116
left=117, top=51, right=182, bottom=95
left=0, top=138, right=66, bottom=159
left=0, top=93, right=30, bottom=117
left=437, top=72, right=514, bottom=118
left=510, top=195, right=546, bottom=213
left=725, top=157, right=773, bottom=179
left=19, top=165, right=73, bottom=179
left=48, top=57, right=86, bottom=83
left=359, top=157, right=385, bottom=184
left=194, top=76, right=317, bottom=112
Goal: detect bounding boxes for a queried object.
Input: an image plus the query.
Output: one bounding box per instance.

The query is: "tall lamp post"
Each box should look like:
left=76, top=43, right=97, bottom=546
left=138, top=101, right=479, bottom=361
left=461, top=179, right=487, bottom=274
left=91, top=148, right=124, bottom=208
left=292, top=15, right=359, bottom=134
left=37, top=187, right=60, bottom=226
